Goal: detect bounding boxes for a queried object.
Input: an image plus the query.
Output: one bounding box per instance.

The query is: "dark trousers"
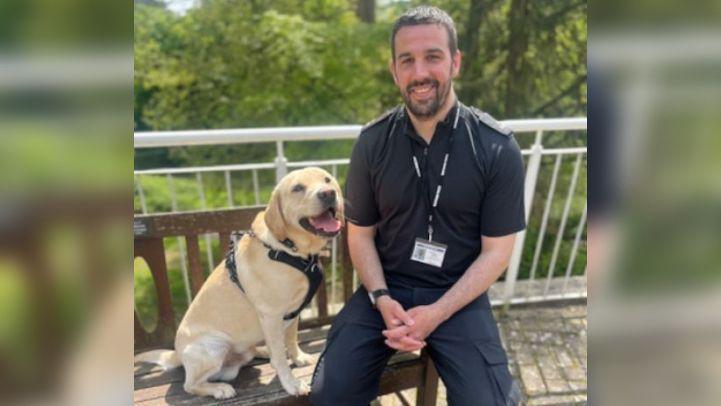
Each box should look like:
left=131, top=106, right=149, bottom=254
left=310, top=285, right=522, bottom=406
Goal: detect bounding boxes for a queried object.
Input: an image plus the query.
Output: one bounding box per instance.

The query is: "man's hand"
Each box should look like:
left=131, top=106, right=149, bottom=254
left=376, top=296, right=425, bottom=351
left=382, top=304, right=446, bottom=351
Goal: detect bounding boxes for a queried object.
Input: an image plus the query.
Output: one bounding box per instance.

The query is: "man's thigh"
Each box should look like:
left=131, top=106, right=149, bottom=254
left=427, top=305, right=522, bottom=406
left=310, top=289, right=395, bottom=405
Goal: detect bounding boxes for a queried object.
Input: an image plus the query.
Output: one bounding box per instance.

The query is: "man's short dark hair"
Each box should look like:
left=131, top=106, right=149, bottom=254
left=391, top=6, right=458, bottom=60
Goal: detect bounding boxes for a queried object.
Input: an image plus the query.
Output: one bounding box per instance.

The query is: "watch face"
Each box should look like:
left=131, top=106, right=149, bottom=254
left=368, top=292, right=375, bottom=305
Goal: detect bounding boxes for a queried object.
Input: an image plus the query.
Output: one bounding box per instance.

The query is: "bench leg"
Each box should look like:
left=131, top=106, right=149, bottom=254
left=416, top=349, right=438, bottom=406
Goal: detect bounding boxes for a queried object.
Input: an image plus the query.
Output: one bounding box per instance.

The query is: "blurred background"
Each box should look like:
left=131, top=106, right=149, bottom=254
left=589, top=1, right=721, bottom=405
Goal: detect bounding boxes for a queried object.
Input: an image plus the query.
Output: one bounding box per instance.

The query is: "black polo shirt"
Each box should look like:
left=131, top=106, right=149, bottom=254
left=345, top=102, right=526, bottom=289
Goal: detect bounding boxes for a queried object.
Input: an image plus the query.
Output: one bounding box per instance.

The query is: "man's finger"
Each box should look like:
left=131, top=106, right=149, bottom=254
left=398, top=335, right=424, bottom=348
left=382, top=325, right=408, bottom=339
left=394, top=308, right=415, bottom=326
left=385, top=339, right=421, bottom=352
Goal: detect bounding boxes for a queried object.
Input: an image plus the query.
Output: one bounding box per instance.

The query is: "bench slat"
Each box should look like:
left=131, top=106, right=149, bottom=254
left=185, top=235, right=205, bottom=297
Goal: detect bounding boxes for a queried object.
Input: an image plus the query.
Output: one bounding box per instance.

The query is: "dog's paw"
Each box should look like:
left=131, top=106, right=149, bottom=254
left=253, top=347, right=270, bottom=359
left=280, top=377, right=310, bottom=397
left=291, top=380, right=310, bottom=396
left=291, top=352, right=313, bottom=367
left=210, top=383, right=236, bottom=399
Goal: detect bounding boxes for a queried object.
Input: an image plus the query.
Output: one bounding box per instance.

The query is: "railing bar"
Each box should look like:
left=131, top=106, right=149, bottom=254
left=225, top=170, right=234, bottom=208
left=176, top=236, right=192, bottom=304
left=195, top=173, right=215, bottom=273
left=252, top=169, right=261, bottom=205
left=133, top=118, right=587, bottom=149
left=530, top=155, right=563, bottom=282
left=544, top=153, right=583, bottom=298
left=562, top=203, right=588, bottom=295
left=135, top=162, right=277, bottom=175
left=167, top=174, right=179, bottom=212
left=133, top=151, right=586, bottom=176
left=196, top=172, right=207, bottom=209
left=167, top=173, right=192, bottom=303
left=135, top=175, right=148, bottom=215
left=204, top=234, right=215, bottom=273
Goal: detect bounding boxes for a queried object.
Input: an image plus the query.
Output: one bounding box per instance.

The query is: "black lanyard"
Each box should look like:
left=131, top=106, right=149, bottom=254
left=407, top=102, right=461, bottom=242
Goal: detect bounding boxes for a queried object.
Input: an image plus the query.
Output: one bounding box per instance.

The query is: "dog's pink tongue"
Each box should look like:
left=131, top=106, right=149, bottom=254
left=310, top=211, right=341, bottom=233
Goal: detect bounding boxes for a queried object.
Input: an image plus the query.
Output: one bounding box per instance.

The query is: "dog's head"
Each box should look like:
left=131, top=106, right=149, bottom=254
left=264, top=167, right=344, bottom=244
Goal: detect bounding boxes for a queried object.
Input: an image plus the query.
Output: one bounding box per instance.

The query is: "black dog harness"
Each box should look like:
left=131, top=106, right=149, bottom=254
left=225, top=230, right=323, bottom=321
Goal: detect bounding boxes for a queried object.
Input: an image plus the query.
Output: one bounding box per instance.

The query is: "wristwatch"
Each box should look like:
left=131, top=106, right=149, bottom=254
left=368, top=289, right=390, bottom=308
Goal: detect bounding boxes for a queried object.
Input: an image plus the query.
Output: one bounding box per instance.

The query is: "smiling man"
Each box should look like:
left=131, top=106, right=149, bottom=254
left=311, top=6, right=525, bottom=405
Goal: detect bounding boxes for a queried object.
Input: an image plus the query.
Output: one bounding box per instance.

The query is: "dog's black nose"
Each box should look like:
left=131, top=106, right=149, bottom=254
left=317, top=189, right=336, bottom=206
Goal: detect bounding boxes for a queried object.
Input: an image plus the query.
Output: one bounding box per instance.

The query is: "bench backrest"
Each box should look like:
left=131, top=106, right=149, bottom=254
left=133, top=207, right=353, bottom=351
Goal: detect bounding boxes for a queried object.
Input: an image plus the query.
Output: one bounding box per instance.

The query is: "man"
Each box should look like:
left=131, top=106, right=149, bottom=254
left=311, top=6, right=525, bottom=406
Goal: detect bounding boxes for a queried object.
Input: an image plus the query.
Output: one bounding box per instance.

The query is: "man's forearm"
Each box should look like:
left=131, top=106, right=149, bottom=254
left=433, top=245, right=512, bottom=321
left=348, top=227, right=388, bottom=292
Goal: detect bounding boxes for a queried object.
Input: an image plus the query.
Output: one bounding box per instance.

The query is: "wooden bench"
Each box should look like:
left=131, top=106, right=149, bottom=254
left=134, top=207, right=439, bottom=405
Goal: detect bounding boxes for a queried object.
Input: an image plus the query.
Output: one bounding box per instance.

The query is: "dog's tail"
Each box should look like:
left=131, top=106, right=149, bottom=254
left=134, top=349, right=182, bottom=371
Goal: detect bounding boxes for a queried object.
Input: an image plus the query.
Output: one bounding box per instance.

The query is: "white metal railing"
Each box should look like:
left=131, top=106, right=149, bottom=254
left=134, top=117, right=587, bottom=309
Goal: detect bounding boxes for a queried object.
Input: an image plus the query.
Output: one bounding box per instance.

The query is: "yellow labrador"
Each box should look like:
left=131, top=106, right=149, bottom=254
left=134, top=167, right=344, bottom=399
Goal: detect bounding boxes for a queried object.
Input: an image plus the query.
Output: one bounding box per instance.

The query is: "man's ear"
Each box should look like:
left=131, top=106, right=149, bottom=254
left=451, top=50, right=462, bottom=78
left=389, top=59, right=399, bottom=86
left=264, top=190, right=287, bottom=242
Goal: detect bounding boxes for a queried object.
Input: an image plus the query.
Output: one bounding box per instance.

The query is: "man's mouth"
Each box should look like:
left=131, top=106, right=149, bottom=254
left=299, top=207, right=342, bottom=237
left=408, top=81, right=438, bottom=98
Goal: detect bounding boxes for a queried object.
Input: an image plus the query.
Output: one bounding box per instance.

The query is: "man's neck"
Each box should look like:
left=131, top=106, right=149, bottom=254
left=407, top=92, right=457, bottom=144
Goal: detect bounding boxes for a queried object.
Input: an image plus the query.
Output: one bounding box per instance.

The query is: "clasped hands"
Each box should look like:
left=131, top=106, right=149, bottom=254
left=377, top=296, right=445, bottom=352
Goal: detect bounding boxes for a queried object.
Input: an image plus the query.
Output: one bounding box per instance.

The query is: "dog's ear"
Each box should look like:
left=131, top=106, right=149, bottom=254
left=264, top=189, right=287, bottom=242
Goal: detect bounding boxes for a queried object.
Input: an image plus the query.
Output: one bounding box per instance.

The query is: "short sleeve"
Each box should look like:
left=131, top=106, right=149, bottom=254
left=480, top=136, right=526, bottom=237
left=344, top=135, right=379, bottom=226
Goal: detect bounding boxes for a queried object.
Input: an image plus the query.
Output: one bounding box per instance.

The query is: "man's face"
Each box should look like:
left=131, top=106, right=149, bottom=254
left=390, top=24, right=461, bottom=120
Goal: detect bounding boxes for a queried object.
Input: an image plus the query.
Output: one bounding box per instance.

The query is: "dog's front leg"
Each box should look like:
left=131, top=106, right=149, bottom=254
left=285, top=317, right=313, bottom=367
left=257, top=314, right=309, bottom=396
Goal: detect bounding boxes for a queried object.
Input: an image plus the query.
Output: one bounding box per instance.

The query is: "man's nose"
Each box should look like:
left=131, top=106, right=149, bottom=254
left=317, top=189, right=336, bottom=206
left=411, top=60, right=431, bottom=80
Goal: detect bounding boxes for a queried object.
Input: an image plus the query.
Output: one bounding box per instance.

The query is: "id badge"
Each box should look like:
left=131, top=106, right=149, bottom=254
left=410, top=238, right=447, bottom=268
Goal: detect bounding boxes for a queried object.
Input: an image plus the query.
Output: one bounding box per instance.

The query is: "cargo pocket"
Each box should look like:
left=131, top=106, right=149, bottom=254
left=474, top=339, right=518, bottom=406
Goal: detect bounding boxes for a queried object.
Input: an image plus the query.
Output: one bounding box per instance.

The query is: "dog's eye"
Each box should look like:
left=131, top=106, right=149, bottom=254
left=292, top=184, right=306, bottom=193
left=325, top=177, right=331, bottom=183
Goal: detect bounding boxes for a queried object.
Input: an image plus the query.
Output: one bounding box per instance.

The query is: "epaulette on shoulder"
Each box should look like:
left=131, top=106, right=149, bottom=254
left=470, top=107, right=512, bottom=137
left=361, top=106, right=399, bottom=132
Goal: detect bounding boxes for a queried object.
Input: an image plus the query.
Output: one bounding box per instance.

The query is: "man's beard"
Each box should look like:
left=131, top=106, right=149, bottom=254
left=402, top=77, right=452, bottom=119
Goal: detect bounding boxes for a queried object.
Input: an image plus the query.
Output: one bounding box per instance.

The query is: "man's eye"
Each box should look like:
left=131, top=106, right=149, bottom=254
left=292, top=184, right=306, bottom=193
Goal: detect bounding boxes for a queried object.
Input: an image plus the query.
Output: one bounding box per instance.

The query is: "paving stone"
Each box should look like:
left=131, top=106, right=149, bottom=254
left=538, top=355, right=563, bottom=380
left=568, top=379, right=587, bottom=391
left=545, top=378, right=571, bottom=393
left=528, top=394, right=587, bottom=405
left=555, top=349, right=576, bottom=368
left=515, top=348, right=536, bottom=365
left=563, top=364, right=587, bottom=381
left=520, top=364, right=547, bottom=396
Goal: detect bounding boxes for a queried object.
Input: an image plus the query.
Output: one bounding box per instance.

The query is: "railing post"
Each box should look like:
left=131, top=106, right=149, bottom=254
left=503, top=130, right=544, bottom=311
left=275, top=140, right=287, bottom=184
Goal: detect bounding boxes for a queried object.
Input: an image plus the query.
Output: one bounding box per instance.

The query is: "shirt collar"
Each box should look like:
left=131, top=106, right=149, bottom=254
left=401, top=100, right=460, bottom=143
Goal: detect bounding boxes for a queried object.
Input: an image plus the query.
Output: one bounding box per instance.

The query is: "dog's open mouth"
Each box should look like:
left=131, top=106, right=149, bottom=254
left=300, top=207, right=342, bottom=237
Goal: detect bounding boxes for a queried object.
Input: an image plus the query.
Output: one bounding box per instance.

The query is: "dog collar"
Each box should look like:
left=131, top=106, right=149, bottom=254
left=225, top=230, right=323, bottom=321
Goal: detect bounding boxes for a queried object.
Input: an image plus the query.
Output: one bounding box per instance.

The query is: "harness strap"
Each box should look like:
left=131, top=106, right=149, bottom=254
left=225, top=231, right=323, bottom=321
